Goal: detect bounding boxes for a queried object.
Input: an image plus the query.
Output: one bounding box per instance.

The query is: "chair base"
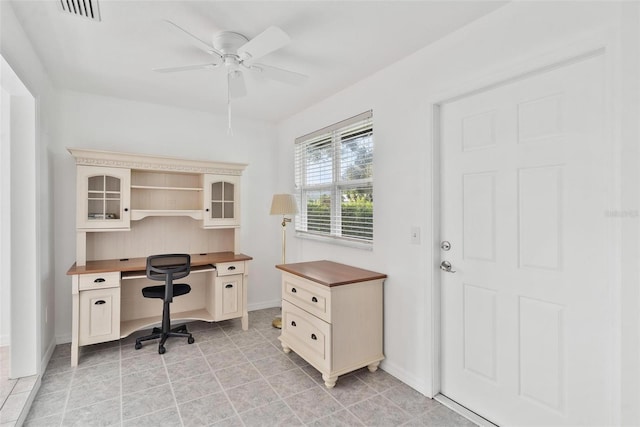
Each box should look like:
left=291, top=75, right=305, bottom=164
left=134, top=323, right=195, bottom=354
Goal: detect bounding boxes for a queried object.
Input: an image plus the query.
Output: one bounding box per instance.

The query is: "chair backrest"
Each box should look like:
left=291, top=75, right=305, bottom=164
left=146, top=254, right=191, bottom=283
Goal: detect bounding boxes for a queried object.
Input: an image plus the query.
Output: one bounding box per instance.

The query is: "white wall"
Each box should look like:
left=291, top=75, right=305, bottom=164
left=1, top=1, right=56, bottom=374
left=49, top=90, right=282, bottom=342
left=276, top=2, right=639, bottom=424
left=0, top=87, right=10, bottom=346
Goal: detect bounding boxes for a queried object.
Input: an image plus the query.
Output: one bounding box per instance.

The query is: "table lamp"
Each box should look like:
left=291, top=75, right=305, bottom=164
left=270, top=193, right=298, bottom=328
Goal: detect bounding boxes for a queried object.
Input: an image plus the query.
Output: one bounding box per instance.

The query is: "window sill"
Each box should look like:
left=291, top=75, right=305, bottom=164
left=295, top=231, right=373, bottom=251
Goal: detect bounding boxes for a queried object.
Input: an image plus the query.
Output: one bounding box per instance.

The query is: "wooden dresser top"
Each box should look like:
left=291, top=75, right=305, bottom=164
left=276, top=260, right=386, bottom=287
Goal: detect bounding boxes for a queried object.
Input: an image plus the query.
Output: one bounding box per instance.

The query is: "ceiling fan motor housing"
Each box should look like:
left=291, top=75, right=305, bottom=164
left=213, top=31, right=249, bottom=54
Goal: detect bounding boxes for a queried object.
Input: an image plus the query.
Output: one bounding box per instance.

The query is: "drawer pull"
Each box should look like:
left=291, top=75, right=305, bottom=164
left=94, top=278, right=106, bottom=283
left=227, top=266, right=236, bottom=271
left=225, top=284, right=233, bottom=289
left=291, top=288, right=297, bottom=293
left=94, top=300, right=106, bottom=305
left=311, top=333, right=317, bottom=341
left=311, top=296, right=318, bottom=303
left=291, top=321, right=296, bottom=327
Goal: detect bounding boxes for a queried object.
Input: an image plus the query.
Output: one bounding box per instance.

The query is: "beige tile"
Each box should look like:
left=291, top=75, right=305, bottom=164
left=284, top=387, right=343, bottom=424
left=326, top=374, right=377, bottom=407
left=121, top=366, right=169, bottom=395
left=0, top=392, right=29, bottom=423
left=25, top=390, right=67, bottom=421
left=171, top=371, right=221, bottom=404
left=178, top=391, right=236, bottom=427
left=266, top=367, right=317, bottom=398
left=61, top=397, right=121, bottom=427
left=382, top=383, right=440, bottom=416
left=122, top=383, right=175, bottom=421
left=214, top=362, right=261, bottom=389
left=225, top=379, right=279, bottom=413
left=12, top=375, right=38, bottom=394
left=239, top=400, right=302, bottom=427
left=123, top=407, right=182, bottom=427
left=348, top=394, right=412, bottom=426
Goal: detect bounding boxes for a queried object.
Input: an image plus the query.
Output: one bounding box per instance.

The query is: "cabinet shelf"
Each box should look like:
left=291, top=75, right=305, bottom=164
left=131, top=209, right=203, bottom=221
left=131, top=185, right=202, bottom=192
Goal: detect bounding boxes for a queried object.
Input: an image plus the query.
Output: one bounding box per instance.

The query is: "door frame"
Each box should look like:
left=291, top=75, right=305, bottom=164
left=427, top=28, right=622, bottom=424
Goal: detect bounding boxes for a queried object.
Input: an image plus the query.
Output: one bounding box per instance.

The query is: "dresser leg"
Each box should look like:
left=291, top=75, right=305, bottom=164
left=367, top=361, right=380, bottom=373
left=281, top=343, right=291, bottom=354
left=322, top=374, right=338, bottom=389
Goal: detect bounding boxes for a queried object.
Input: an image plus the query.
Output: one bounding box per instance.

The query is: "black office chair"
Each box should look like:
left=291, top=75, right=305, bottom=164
left=134, top=254, right=195, bottom=354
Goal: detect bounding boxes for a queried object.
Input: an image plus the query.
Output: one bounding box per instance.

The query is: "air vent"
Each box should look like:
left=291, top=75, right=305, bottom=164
left=59, top=0, right=101, bottom=22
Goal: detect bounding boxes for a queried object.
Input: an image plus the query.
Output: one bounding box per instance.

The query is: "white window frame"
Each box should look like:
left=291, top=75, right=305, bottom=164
left=294, top=111, right=374, bottom=248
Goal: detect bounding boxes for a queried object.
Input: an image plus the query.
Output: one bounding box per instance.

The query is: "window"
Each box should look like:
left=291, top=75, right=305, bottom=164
left=294, top=111, right=374, bottom=245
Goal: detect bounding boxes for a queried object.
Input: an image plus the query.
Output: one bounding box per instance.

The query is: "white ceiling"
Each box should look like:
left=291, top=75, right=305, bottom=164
left=9, top=0, right=507, bottom=122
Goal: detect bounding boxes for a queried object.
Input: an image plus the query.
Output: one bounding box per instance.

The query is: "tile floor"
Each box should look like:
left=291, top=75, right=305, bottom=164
left=1, top=346, right=39, bottom=426
left=24, top=308, right=476, bottom=426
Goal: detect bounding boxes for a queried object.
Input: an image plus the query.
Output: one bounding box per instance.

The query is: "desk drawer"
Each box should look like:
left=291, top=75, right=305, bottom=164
left=281, top=300, right=330, bottom=371
left=216, top=262, right=245, bottom=276
left=79, top=272, right=120, bottom=291
left=282, top=274, right=331, bottom=323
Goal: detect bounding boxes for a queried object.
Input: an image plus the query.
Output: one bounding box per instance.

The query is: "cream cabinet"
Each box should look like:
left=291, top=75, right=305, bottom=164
left=76, top=165, right=131, bottom=230
left=203, top=174, right=240, bottom=228
left=213, top=261, right=245, bottom=321
left=213, top=274, right=243, bottom=321
left=277, top=261, right=386, bottom=388
left=78, top=286, right=121, bottom=346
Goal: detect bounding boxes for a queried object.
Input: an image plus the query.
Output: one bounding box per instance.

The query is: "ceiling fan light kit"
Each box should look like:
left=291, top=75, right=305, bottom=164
left=155, top=21, right=308, bottom=134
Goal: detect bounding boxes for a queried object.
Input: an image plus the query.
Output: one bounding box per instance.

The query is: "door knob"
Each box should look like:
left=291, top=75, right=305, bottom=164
left=440, top=261, right=456, bottom=273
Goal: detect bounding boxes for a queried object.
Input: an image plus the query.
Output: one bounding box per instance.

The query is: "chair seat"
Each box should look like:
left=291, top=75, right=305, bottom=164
left=142, top=283, right=191, bottom=299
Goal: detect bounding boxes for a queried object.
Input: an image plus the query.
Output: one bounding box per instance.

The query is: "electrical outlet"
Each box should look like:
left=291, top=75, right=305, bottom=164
left=411, top=226, right=420, bottom=244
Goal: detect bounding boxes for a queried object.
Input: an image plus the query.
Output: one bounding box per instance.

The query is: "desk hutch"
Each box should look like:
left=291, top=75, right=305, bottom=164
left=66, top=148, right=252, bottom=366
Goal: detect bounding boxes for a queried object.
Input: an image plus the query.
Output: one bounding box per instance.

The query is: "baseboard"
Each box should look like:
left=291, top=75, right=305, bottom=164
left=41, top=336, right=56, bottom=373
left=379, top=359, right=432, bottom=397
left=56, top=333, right=72, bottom=345
left=247, top=300, right=281, bottom=312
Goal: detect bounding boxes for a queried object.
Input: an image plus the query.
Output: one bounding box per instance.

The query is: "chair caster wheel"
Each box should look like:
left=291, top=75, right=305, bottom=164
left=188, top=336, right=195, bottom=344
left=158, top=345, right=166, bottom=354
left=135, top=342, right=142, bottom=350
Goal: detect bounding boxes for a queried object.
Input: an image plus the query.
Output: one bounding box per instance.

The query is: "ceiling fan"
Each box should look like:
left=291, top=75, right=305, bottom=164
left=155, top=21, right=308, bottom=132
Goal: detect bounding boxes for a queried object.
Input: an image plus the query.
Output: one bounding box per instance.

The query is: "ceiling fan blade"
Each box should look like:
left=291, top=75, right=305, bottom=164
left=247, top=63, right=308, bottom=86
left=153, top=63, right=220, bottom=73
left=237, top=26, right=290, bottom=62
left=228, top=70, right=247, bottom=99
left=164, top=20, right=223, bottom=58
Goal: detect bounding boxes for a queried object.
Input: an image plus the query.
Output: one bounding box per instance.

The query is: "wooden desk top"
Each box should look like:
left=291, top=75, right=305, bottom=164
left=276, top=260, right=386, bottom=287
left=67, top=252, right=253, bottom=275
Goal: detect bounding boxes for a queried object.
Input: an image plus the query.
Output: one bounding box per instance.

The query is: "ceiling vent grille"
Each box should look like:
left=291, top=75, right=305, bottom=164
left=59, top=0, right=101, bottom=22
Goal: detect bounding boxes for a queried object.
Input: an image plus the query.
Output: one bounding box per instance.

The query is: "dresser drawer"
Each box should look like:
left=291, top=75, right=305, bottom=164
left=79, top=272, right=120, bottom=291
left=282, top=274, right=331, bottom=323
left=281, top=300, right=331, bottom=371
left=216, top=262, right=245, bottom=276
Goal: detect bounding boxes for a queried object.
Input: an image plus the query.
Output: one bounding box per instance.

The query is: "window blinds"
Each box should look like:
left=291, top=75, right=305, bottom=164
left=294, top=111, right=374, bottom=244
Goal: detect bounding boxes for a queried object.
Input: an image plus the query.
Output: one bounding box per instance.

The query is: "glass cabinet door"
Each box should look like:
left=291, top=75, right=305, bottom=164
left=203, top=174, right=240, bottom=228
left=77, top=166, right=131, bottom=230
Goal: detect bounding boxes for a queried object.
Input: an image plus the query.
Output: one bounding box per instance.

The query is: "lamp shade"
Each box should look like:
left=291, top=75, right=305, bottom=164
left=270, top=194, right=299, bottom=215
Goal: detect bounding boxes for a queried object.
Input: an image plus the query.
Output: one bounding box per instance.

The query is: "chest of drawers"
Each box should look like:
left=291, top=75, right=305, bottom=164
left=277, top=260, right=386, bottom=388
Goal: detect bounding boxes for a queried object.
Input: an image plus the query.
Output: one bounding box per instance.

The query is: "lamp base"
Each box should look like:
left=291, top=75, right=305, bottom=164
left=272, top=316, right=282, bottom=329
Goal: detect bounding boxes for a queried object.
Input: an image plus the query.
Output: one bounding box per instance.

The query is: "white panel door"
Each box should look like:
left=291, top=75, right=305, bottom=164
left=440, top=54, right=611, bottom=426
